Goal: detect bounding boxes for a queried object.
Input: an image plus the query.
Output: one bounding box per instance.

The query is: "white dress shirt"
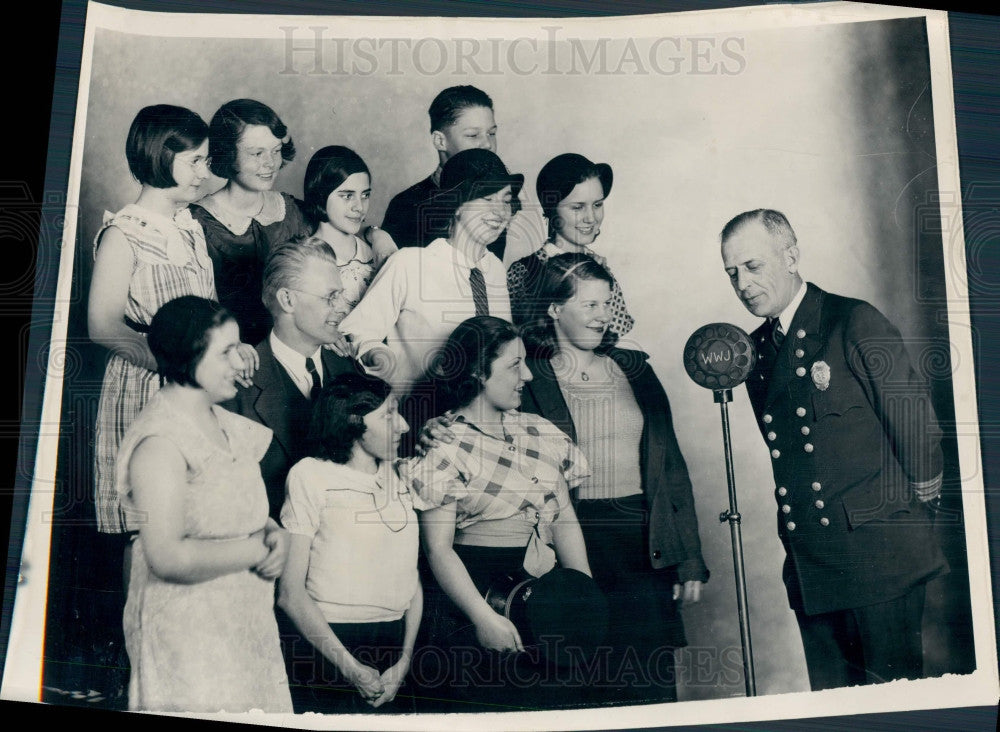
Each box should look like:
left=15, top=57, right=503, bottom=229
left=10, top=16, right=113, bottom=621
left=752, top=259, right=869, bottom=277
left=269, top=331, right=323, bottom=400
left=339, top=238, right=513, bottom=391
left=777, top=281, right=809, bottom=335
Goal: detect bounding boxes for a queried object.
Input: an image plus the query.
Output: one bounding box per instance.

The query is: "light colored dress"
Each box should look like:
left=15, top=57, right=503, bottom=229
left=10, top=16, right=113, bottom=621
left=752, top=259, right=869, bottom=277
left=116, top=392, right=292, bottom=713
left=332, top=235, right=379, bottom=312
left=93, top=204, right=216, bottom=533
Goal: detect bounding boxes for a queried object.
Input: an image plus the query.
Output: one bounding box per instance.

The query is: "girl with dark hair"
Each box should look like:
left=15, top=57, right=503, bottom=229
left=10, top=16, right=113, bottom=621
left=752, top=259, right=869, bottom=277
left=302, top=145, right=397, bottom=312
left=189, top=99, right=310, bottom=345
left=400, top=315, right=593, bottom=709
left=116, top=296, right=290, bottom=712
left=278, top=372, right=421, bottom=714
left=89, top=104, right=257, bottom=535
left=519, top=253, right=709, bottom=706
left=507, top=153, right=635, bottom=339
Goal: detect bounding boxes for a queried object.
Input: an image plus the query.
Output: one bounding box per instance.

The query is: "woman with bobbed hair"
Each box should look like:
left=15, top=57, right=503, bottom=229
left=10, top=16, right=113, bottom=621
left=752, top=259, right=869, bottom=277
left=116, top=295, right=290, bottom=712
left=89, top=103, right=258, bottom=535
left=302, top=145, right=397, bottom=312
left=278, top=372, right=421, bottom=713
left=518, top=252, right=708, bottom=706
left=507, top=152, right=634, bottom=339
left=189, top=98, right=310, bottom=346
left=400, top=315, right=593, bottom=709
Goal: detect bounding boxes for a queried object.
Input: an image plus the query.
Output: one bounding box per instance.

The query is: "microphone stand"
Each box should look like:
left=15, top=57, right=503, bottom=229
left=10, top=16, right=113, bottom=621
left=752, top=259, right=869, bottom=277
left=715, top=388, right=757, bottom=697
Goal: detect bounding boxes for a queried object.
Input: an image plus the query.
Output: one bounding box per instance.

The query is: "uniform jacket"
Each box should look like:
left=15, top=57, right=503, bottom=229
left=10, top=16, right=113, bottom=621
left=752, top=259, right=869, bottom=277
left=519, top=348, right=709, bottom=583
left=746, top=283, right=947, bottom=615
left=222, top=338, right=358, bottom=520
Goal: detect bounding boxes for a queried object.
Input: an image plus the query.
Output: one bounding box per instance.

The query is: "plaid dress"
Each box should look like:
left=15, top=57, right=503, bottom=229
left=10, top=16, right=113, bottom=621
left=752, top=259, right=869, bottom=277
left=93, top=204, right=216, bottom=533
left=401, top=411, right=589, bottom=574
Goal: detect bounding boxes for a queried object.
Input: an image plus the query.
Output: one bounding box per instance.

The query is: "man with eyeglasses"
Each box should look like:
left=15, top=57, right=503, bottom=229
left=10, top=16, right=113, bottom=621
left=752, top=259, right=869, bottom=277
left=223, top=236, right=361, bottom=520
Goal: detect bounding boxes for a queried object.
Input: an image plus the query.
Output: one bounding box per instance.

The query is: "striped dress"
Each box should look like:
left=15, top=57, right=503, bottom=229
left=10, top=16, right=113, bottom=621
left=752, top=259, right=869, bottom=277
left=93, top=204, right=216, bottom=533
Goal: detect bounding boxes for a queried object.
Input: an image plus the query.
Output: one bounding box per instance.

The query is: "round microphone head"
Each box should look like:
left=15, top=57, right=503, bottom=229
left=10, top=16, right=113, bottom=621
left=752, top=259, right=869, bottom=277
left=683, top=323, right=757, bottom=390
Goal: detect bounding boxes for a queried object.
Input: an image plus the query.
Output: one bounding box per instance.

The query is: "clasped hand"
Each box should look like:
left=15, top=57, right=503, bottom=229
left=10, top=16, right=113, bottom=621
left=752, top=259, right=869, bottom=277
left=345, top=661, right=385, bottom=705
left=253, top=521, right=288, bottom=580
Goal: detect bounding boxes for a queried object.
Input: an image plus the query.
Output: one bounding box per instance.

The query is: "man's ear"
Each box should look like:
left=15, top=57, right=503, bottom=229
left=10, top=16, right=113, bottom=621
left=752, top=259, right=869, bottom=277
left=431, top=130, right=447, bottom=153
left=276, top=288, right=295, bottom=314
left=785, top=245, right=801, bottom=274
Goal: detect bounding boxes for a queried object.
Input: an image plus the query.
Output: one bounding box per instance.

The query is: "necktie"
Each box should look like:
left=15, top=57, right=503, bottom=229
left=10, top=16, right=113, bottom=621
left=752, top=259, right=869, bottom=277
left=771, top=318, right=785, bottom=349
left=469, top=267, right=489, bottom=317
left=305, top=357, right=322, bottom=401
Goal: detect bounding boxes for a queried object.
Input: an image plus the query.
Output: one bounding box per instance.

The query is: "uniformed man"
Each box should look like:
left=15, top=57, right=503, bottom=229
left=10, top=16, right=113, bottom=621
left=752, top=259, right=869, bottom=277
left=720, top=208, right=947, bottom=690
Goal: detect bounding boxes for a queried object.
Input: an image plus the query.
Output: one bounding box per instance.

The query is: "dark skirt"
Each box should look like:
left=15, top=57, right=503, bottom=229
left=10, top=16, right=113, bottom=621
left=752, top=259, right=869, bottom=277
left=575, top=494, right=685, bottom=706
left=279, top=610, right=413, bottom=715
left=413, top=544, right=595, bottom=712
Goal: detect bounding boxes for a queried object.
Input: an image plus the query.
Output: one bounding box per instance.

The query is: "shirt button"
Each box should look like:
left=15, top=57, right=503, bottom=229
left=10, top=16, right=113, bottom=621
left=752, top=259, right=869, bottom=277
left=795, top=366, right=806, bottom=377
left=777, top=486, right=787, bottom=497
left=767, top=431, right=777, bottom=441
left=815, top=499, right=825, bottom=509
left=803, top=443, right=814, bottom=453
left=530, top=476, right=538, bottom=483
left=801, top=426, right=810, bottom=436
left=652, top=550, right=662, bottom=560
left=771, top=449, right=781, bottom=459
left=508, top=445, right=516, bottom=452
left=796, top=329, right=806, bottom=339
left=812, top=482, right=822, bottom=491
left=763, top=414, right=773, bottom=424
left=819, top=517, right=830, bottom=527
left=786, top=521, right=796, bottom=531
left=795, top=349, right=804, bottom=358
left=796, top=407, right=807, bottom=418
left=781, top=504, right=791, bottom=514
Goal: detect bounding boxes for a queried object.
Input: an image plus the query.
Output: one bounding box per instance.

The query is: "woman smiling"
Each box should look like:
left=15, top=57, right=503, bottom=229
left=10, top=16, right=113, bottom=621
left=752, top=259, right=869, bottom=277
left=519, top=253, right=708, bottom=706
left=116, top=296, right=290, bottom=712
left=508, top=153, right=634, bottom=339
left=401, top=316, right=596, bottom=710
left=278, top=373, right=421, bottom=714
left=339, top=149, right=519, bottom=393
left=190, top=99, right=310, bottom=346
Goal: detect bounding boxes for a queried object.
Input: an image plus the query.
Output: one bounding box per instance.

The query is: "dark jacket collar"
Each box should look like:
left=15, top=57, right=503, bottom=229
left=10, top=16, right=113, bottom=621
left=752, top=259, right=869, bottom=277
left=760, top=282, right=827, bottom=409
left=244, top=337, right=357, bottom=457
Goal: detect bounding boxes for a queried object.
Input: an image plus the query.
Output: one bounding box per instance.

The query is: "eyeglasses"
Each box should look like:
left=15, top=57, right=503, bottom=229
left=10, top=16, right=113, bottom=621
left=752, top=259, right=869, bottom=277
left=288, top=288, right=344, bottom=309
left=178, top=155, right=212, bottom=171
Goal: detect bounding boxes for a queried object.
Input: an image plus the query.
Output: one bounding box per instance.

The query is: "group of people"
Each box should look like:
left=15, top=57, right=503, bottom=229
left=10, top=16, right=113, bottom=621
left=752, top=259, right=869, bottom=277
left=85, top=83, right=947, bottom=714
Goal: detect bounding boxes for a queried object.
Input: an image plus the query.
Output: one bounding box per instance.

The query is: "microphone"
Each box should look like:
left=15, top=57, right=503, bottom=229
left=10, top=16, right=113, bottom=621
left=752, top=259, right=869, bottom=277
left=682, top=322, right=759, bottom=695
left=683, top=323, right=757, bottom=391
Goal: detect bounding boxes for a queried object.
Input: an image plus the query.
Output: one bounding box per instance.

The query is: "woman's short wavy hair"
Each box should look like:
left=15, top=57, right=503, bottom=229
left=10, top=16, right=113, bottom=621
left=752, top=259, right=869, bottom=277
left=148, top=296, right=236, bottom=388
left=306, top=372, right=393, bottom=464
left=207, top=99, right=296, bottom=180
left=521, top=253, right=618, bottom=358
left=426, top=316, right=520, bottom=414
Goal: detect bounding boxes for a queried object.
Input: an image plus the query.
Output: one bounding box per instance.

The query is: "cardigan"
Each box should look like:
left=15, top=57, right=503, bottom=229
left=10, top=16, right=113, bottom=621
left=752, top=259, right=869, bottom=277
left=519, top=348, right=709, bottom=582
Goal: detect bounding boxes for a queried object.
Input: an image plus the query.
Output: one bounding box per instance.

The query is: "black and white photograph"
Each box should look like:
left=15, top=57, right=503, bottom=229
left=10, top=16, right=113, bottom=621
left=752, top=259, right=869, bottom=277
left=1, top=1, right=998, bottom=729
